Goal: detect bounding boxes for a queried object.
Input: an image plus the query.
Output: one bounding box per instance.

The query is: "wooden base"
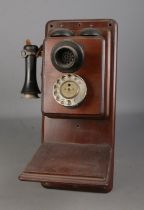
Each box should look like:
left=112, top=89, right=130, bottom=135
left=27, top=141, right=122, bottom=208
left=19, top=142, right=113, bottom=192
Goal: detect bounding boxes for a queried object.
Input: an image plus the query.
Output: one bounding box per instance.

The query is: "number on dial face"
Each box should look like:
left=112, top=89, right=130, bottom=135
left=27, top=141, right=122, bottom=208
left=53, top=74, right=87, bottom=107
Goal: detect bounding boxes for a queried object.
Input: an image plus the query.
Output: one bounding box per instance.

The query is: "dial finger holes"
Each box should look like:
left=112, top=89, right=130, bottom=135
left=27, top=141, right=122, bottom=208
left=53, top=73, right=87, bottom=107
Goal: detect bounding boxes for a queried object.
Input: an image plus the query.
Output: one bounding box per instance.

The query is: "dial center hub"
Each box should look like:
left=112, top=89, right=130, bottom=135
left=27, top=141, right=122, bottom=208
left=60, top=81, right=79, bottom=99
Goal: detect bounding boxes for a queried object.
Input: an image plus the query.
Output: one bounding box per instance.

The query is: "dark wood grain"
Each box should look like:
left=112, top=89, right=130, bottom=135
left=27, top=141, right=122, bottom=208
left=19, top=143, right=112, bottom=192
left=43, top=37, right=106, bottom=117
left=19, top=19, right=118, bottom=193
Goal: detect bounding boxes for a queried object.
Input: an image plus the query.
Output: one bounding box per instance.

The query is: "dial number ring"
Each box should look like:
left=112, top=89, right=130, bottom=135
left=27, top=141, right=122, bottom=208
left=53, top=74, right=87, bottom=107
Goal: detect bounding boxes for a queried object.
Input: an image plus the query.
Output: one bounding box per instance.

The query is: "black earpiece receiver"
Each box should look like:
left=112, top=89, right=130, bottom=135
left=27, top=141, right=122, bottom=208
left=51, top=40, right=84, bottom=73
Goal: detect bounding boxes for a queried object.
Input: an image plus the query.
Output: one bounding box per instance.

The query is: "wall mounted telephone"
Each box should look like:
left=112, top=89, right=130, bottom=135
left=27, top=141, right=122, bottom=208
left=19, top=19, right=118, bottom=193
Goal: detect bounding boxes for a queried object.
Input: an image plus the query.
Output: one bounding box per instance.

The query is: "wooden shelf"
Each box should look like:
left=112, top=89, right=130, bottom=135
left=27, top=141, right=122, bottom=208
left=19, top=142, right=112, bottom=191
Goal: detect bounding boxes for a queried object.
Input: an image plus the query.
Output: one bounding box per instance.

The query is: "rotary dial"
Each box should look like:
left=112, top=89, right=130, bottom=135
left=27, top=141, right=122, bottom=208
left=53, top=74, right=87, bottom=107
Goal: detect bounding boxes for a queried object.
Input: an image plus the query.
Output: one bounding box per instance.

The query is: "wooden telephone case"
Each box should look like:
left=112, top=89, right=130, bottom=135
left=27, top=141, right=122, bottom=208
left=19, top=19, right=118, bottom=193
